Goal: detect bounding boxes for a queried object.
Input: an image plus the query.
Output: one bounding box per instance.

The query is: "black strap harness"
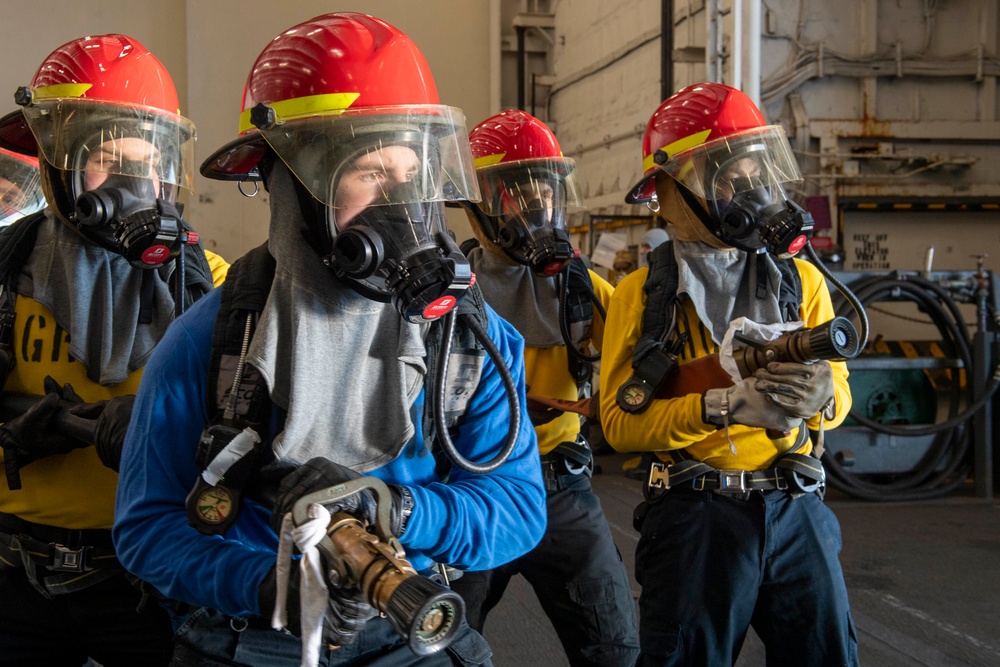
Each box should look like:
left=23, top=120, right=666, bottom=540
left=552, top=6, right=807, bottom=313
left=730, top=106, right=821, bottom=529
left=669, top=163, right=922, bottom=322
left=615, top=240, right=802, bottom=414
left=614, top=241, right=823, bottom=523
left=561, top=256, right=601, bottom=387
left=645, top=449, right=825, bottom=501
left=186, top=244, right=489, bottom=534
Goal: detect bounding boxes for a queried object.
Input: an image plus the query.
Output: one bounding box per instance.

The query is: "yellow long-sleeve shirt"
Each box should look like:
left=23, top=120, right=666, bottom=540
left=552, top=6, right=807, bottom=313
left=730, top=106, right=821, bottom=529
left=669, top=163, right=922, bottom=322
left=525, top=269, right=614, bottom=455
left=599, top=257, right=851, bottom=471
left=0, top=249, right=229, bottom=529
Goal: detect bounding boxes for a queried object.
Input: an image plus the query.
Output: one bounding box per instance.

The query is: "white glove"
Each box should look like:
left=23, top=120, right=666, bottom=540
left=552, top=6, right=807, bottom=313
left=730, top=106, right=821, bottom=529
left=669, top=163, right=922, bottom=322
left=754, top=361, right=835, bottom=420
left=703, top=380, right=803, bottom=432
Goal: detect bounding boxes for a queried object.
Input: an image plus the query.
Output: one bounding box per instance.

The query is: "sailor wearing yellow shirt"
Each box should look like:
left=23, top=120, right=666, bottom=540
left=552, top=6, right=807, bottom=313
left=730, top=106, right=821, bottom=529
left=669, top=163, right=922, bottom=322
left=600, top=83, right=859, bottom=666
left=451, top=110, right=640, bottom=667
left=0, top=34, right=228, bottom=665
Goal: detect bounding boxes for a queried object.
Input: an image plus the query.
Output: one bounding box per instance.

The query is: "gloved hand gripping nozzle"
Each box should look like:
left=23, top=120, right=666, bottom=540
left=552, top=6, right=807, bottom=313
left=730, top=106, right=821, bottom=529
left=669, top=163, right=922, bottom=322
left=290, top=477, right=465, bottom=656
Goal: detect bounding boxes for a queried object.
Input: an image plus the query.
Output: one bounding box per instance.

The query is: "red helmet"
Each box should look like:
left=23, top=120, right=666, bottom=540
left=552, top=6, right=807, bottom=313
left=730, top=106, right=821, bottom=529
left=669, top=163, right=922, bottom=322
left=0, top=146, right=39, bottom=169
left=467, top=110, right=583, bottom=274
left=0, top=146, right=44, bottom=226
left=470, top=109, right=564, bottom=165
left=469, top=110, right=583, bottom=216
left=626, top=83, right=800, bottom=204
left=0, top=34, right=194, bottom=198
left=201, top=11, right=477, bottom=209
left=203, top=13, right=481, bottom=322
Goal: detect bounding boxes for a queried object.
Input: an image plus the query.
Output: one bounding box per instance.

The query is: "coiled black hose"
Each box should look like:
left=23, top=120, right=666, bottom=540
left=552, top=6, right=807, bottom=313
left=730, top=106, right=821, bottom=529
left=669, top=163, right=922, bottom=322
left=822, top=271, right=998, bottom=500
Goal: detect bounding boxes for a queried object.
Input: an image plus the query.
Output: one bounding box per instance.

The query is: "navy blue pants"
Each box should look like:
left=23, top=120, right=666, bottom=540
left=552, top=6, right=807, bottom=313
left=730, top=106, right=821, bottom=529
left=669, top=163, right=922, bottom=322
left=169, top=607, right=492, bottom=666
left=452, top=472, right=640, bottom=667
left=0, top=565, right=174, bottom=666
left=635, top=487, right=859, bottom=667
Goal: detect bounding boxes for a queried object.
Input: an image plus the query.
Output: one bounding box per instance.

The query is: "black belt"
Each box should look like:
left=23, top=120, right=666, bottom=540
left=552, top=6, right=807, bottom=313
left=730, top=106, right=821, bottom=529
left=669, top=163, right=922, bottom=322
left=646, top=454, right=825, bottom=501
left=540, top=441, right=594, bottom=491
left=0, top=512, right=117, bottom=572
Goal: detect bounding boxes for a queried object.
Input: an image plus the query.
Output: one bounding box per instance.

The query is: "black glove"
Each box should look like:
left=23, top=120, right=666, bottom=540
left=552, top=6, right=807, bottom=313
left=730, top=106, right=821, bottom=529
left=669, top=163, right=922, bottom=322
left=1, top=376, right=89, bottom=490
left=258, top=564, right=376, bottom=647
left=271, top=457, right=412, bottom=538
left=69, top=394, right=136, bottom=472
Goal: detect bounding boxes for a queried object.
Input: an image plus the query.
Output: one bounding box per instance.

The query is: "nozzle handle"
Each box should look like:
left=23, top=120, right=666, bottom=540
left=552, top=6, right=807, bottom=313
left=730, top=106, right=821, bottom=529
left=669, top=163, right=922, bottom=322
left=292, top=476, right=399, bottom=547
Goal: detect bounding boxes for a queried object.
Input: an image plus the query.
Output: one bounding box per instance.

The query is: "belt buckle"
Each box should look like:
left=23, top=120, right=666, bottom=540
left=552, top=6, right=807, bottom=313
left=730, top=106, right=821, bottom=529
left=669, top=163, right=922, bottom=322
left=647, top=460, right=670, bottom=491
left=716, top=469, right=747, bottom=496
left=49, top=544, right=93, bottom=572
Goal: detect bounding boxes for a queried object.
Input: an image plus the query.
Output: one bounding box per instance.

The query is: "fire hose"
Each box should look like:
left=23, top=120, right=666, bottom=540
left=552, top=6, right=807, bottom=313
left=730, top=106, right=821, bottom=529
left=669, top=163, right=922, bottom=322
left=291, top=477, right=465, bottom=656
left=824, top=271, right=1000, bottom=500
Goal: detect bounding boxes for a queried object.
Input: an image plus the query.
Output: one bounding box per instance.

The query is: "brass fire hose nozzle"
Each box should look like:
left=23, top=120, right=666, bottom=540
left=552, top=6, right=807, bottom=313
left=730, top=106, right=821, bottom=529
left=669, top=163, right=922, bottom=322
left=292, top=477, right=465, bottom=655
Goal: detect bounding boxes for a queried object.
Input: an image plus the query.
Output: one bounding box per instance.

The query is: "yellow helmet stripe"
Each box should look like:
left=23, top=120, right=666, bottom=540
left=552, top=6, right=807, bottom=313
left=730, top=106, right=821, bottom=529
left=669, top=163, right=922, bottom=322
left=239, top=92, right=361, bottom=134
left=642, top=129, right=713, bottom=173
left=31, top=84, right=93, bottom=101
left=473, top=153, right=506, bottom=169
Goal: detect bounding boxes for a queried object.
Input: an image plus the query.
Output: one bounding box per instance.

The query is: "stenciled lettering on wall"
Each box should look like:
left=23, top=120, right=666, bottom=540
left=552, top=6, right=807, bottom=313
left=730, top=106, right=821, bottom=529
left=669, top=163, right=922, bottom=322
left=851, top=233, right=890, bottom=270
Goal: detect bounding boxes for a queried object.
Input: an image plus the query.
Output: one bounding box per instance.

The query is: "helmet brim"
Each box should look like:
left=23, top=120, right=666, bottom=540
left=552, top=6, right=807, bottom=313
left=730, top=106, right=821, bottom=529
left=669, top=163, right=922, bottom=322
left=625, top=171, right=656, bottom=204
left=0, top=110, right=38, bottom=157
left=200, top=132, right=269, bottom=181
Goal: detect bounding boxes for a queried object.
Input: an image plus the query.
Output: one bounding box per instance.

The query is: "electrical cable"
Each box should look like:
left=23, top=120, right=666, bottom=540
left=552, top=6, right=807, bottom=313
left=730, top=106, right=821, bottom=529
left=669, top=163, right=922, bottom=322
left=804, top=243, right=869, bottom=352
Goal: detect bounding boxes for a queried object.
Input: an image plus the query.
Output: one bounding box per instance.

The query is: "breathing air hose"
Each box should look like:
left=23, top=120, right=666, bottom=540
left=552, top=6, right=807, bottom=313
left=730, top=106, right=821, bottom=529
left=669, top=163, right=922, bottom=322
left=433, top=310, right=521, bottom=474
left=811, top=254, right=1000, bottom=500
left=557, top=265, right=607, bottom=364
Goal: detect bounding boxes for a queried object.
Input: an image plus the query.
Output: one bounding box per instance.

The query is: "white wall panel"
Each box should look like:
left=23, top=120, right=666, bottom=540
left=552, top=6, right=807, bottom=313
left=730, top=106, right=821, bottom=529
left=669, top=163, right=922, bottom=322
left=0, top=0, right=494, bottom=260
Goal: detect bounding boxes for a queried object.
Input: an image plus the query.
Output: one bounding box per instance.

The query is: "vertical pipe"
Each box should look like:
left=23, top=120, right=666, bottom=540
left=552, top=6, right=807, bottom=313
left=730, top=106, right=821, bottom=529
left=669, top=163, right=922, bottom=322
left=973, top=276, right=994, bottom=499
left=744, top=0, right=761, bottom=106
left=733, top=0, right=742, bottom=90
left=489, top=0, right=501, bottom=114
left=516, top=26, right=527, bottom=111
left=706, top=0, right=716, bottom=81
left=531, top=72, right=537, bottom=118
left=716, top=0, right=725, bottom=82
left=661, top=0, right=674, bottom=101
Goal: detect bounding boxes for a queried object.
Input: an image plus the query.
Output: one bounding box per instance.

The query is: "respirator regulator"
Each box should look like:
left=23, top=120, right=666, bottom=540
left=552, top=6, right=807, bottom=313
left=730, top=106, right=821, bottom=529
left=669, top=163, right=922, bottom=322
left=478, top=168, right=578, bottom=276
left=713, top=176, right=814, bottom=258
left=495, top=206, right=574, bottom=276
left=73, top=173, right=196, bottom=269
left=326, top=183, right=473, bottom=323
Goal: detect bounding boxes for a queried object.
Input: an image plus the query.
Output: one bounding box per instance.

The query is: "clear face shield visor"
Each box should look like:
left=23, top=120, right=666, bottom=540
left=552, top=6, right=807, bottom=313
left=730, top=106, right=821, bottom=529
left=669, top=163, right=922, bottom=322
left=0, top=153, right=45, bottom=226
left=22, top=99, right=196, bottom=201
left=663, top=126, right=812, bottom=256
left=660, top=125, right=801, bottom=203
left=477, top=158, right=582, bottom=233
left=476, top=158, right=583, bottom=273
left=258, top=105, right=479, bottom=212
left=260, top=107, right=481, bottom=321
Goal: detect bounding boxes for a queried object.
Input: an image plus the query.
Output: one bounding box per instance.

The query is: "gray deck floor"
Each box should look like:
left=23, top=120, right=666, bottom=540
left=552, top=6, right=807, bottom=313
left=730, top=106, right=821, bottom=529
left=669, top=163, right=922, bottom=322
left=480, top=452, right=1000, bottom=667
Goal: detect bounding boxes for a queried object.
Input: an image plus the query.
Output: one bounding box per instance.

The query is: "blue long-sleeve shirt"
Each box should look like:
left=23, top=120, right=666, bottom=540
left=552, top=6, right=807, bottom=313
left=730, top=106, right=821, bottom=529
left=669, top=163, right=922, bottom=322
left=113, top=288, right=546, bottom=617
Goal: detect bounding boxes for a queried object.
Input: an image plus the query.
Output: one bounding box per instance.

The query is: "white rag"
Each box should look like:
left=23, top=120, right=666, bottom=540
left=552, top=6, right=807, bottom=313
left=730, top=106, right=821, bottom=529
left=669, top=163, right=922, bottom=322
left=719, top=316, right=806, bottom=383
left=273, top=504, right=333, bottom=667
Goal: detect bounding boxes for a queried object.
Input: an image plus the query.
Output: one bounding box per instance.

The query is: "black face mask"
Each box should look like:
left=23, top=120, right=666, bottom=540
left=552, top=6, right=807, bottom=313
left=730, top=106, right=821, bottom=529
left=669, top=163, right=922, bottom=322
left=73, top=173, right=189, bottom=269
left=708, top=179, right=814, bottom=258
left=325, top=191, right=473, bottom=323
left=495, top=207, right=574, bottom=276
